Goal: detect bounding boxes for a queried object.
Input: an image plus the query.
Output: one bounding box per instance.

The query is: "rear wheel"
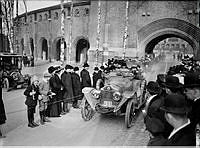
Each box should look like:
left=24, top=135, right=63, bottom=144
left=81, top=96, right=94, bottom=121
left=125, top=97, right=136, bottom=128
left=3, top=78, right=10, bottom=92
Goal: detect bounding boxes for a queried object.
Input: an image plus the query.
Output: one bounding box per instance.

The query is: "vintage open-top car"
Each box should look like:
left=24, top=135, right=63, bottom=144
left=0, top=53, right=30, bottom=91
left=81, top=67, right=147, bottom=128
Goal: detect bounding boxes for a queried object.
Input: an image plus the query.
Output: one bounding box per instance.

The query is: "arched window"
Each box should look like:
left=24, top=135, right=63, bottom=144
left=83, top=8, right=89, bottom=16
left=54, top=12, right=59, bottom=20
left=38, top=15, right=42, bottom=21
left=44, top=13, right=48, bottom=20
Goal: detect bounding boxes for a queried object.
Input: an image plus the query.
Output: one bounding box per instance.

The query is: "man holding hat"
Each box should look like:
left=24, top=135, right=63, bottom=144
left=184, top=72, right=200, bottom=127
left=61, top=64, right=74, bottom=113
left=80, top=63, right=91, bottom=88
left=160, top=94, right=195, bottom=145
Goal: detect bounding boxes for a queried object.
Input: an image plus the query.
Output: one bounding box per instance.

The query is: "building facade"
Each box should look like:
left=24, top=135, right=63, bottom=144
left=14, top=0, right=200, bottom=63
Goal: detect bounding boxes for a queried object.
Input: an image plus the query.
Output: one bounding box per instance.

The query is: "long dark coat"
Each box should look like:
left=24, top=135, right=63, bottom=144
left=188, top=99, right=200, bottom=127
left=71, top=72, right=82, bottom=100
left=24, top=84, right=40, bottom=107
left=92, top=72, right=101, bottom=88
left=163, top=124, right=196, bottom=146
left=49, top=74, right=61, bottom=117
left=61, top=71, right=74, bottom=102
left=0, top=83, right=6, bottom=125
left=80, top=69, right=91, bottom=88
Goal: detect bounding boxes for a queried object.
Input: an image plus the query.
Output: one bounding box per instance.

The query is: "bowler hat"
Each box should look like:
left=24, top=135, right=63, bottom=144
left=160, top=94, right=190, bottom=115
left=83, top=63, right=89, bottom=67
left=145, top=116, right=164, bottom=134
left=163, top=75, right=183, bottom=89
left=184, top=72, right=200, bottom=88
left=94, top=67, right=99, bottom=71
left=74, top=67, right=79, bottom=71
left=146, top=81, right=161, bottom=94
left=65, top=64, right=73, bottom=70
left=48, top=66, right=56, bottom=74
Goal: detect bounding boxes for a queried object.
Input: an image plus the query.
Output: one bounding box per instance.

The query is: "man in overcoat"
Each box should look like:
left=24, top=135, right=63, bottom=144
left=61, top=64, right=74, bottom=113
left=80, top=63, right=91, bottom=88
left=71, top=67, right=82, bottom=108
left=184, top=72, right=200, bottom=127
left=48, top=66, right=60, bottom=117
left=92, top=67, right=101, bottom=88
left=160, top=94, right=196, bottom=146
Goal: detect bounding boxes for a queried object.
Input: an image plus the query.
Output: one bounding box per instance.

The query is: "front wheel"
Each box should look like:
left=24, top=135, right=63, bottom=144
left=125, top=98, right=136, bottom=128
left=81, top=96, right=95, bottom=121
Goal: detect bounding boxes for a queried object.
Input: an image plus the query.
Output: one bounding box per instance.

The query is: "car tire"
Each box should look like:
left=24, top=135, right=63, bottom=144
left=81, top=96, right=94, bottom=121
left=125, top=95, right=136, bottom=128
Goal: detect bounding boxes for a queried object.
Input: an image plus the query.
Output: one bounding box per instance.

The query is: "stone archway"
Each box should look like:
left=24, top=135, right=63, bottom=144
left=138, top=18, right=200, bottom=58
left=74, top=37, right=90, bottom=63
left=39, top=37, right=48, bottom=60
left=30, top=38, right=34, bottom=56
left=52, top=38, right=67, bottom=61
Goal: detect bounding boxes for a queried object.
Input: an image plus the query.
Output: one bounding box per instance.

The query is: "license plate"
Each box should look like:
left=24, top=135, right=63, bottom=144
left=103, top=101, right=112, bottom=107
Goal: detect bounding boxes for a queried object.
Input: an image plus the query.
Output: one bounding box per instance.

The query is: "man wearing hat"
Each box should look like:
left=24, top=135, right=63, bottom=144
left=38, top=72, right=53, bottom=124
left=71, top=67, right=82, bottom=108
left=184, top=72, right=200, bottom=127
left=80, top=63, right=91, bottom=88
left=61, top=64, right=74, bottom=113
left=92, top=67, right=102, bottom=88
left=143, top=81, right=172, bottom=140
left=163, top=75, right=184, bottom=95
left=160, top=94, right=196, bottom=145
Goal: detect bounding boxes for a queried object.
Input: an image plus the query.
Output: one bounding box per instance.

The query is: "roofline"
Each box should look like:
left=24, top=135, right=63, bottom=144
left=16, top=1, right=90, bottom=19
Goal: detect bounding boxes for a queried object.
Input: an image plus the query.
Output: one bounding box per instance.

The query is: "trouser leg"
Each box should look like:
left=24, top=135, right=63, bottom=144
left=27, top=106, right=33, bottom=124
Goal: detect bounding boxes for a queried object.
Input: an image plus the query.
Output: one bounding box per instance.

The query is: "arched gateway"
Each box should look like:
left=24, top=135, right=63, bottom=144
left=138, top=18, right=200, bottom=58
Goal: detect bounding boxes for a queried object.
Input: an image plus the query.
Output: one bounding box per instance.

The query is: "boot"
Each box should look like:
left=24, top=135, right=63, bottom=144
left=32, top=121, right=39, bottom=127
left=40, top=111, right=45, bottom=125
left=43, top=111, right=51, bottom=122
left=28, top=122, right=35, bottom=128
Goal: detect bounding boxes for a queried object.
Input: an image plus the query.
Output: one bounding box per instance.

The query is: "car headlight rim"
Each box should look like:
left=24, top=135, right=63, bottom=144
left=113, top=92, right=121, bottom=101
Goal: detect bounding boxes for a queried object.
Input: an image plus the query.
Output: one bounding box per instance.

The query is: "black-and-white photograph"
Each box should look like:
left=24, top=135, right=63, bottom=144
left=0, top=0, right=200, bottom=146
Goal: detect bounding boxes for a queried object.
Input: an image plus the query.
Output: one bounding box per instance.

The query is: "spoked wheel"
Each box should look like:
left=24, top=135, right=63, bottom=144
left=3, top=78, right=10, bottom=92
left=125, top=98, right=137, bottom=128
left=81, top=96, right=95, bottom=121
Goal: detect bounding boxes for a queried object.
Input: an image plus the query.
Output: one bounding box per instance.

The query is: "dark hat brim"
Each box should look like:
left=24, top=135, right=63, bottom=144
left=163, top=83, right=183, bottom=89
left=160, top=106, right=191, bottom=115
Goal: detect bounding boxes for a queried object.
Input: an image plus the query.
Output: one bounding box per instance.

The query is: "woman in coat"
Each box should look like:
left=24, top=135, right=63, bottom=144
left=24, top=75, right=40, bottom=128
left=0, top=68, right=6, bottom=138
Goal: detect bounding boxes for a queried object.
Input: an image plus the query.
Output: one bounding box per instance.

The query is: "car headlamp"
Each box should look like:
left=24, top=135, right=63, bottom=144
left=113, top=92, right=121, bottom=101
left=91, top=89, right=101, bottom=99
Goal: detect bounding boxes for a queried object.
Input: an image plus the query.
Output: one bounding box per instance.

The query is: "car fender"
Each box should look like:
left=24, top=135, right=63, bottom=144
left=82, top=87, right=99, bottom=110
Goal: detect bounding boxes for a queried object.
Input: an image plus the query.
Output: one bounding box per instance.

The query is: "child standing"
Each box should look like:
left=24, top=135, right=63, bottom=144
left=38, top=72, right=54, bottom=125
left=24, top=75, right=40, bottom=128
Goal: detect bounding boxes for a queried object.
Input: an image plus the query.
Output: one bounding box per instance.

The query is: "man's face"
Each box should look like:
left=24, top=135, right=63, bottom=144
left=184, top=87, right=196, bottom=100
left=33, top=80, right=39, bottom=86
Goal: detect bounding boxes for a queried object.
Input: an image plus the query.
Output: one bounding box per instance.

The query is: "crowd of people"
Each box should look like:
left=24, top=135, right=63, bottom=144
left=143, top=56, right=200, bottom=146
left=23, top=63, right=104, bottom=128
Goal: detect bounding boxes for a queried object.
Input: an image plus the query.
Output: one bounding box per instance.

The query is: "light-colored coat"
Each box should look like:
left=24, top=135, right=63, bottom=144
left=39, top=80, right=50, bottom=102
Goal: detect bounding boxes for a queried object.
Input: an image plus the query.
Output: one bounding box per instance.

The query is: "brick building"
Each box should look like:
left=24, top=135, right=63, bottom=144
left=14, top=0, right=200, bottom=63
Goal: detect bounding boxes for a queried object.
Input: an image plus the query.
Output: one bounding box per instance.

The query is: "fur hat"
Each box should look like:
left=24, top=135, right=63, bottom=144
left=48, top=66, right=56, bottom=74
left=73, top=67, right=79, bottom=71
